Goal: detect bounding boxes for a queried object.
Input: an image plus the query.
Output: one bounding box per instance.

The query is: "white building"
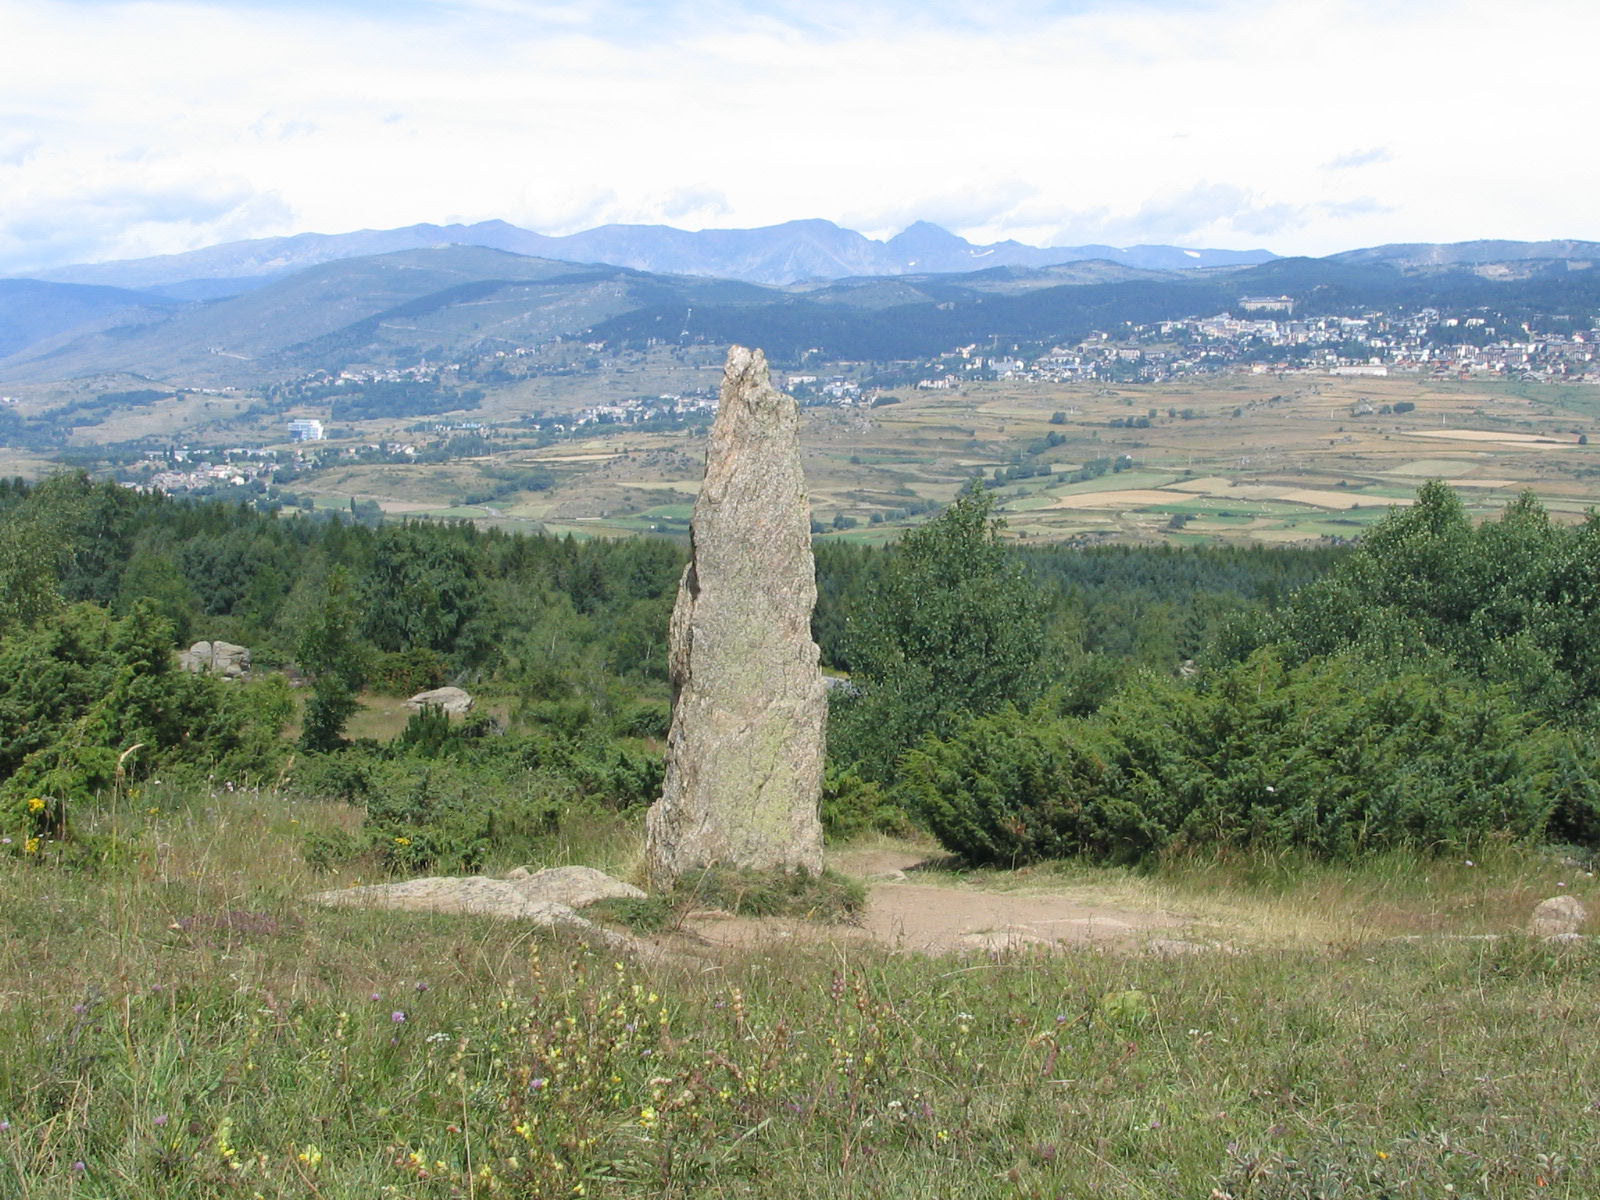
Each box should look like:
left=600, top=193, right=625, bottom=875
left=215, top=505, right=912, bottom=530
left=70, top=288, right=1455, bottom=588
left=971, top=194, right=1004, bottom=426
left=288, top=418, right=325, bottom=442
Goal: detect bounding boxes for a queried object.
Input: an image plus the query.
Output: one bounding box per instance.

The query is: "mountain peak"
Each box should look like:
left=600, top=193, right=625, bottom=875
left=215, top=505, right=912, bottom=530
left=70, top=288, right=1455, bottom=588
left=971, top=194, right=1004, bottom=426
left=887, top=221, right=968, bottom=251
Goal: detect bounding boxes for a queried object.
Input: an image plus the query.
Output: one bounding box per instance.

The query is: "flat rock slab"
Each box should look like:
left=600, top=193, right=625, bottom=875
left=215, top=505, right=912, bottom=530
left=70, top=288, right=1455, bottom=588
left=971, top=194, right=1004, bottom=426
left=307, top=874, right=649, bottom=958
left=313, top=876, right=583, bottom=920
left=504, top=865, right=646, bottom=907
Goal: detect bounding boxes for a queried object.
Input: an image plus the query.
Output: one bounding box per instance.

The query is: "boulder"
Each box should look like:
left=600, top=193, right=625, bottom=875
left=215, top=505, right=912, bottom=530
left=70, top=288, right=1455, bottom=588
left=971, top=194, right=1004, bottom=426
left=178, top=640, right=251, bottom=677
left=210, top=641, right=251, bottom=677
left=1529, top=894, right=1587, bottom=936
left=177, top=642, right=210, bottom=673
left=644, top=347, right=827, bottom=889
left=405, top=686, right=474, bottom=715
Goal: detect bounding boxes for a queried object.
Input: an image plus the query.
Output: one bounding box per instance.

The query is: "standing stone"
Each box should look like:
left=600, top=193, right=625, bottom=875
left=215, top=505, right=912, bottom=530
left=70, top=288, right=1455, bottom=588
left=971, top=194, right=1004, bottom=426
left=645, top=346, right=826, bottom=889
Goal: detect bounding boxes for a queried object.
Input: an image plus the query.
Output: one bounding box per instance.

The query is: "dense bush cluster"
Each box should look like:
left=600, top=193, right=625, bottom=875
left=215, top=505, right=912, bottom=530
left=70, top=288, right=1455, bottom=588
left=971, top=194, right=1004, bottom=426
left=876, top=484, right=1600, bottom=865
left=903, top=652, right=1585, bottom=865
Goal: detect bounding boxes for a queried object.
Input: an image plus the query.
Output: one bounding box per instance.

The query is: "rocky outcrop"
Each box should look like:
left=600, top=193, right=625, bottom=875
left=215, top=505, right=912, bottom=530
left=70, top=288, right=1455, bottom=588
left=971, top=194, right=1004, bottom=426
left=178, top=640, right=251, bottom=678
left=405, top=686, right=474, bottom=715
left=644, top=346, right=827, bottom=889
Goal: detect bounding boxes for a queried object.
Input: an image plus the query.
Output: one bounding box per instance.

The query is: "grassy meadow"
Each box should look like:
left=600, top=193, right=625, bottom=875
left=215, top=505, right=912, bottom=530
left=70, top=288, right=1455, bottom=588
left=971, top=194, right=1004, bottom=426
left=2, top=785, right=1597, bottom=1199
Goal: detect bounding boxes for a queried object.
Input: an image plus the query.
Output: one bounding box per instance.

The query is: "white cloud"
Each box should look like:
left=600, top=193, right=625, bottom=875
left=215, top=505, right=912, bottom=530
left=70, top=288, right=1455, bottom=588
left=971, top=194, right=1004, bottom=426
left=1, top=0, right=1598, bottom=273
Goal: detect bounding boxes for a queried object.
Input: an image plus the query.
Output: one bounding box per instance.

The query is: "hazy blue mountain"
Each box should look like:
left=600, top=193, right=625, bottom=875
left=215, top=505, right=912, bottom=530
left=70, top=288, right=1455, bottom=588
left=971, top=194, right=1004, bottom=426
left=27, top=218, right=1276, bottom=292
left=0, top=279, right=180, bottom=358
left=0, top=246, right=772, bottom=384
left=8, top=241, right=1599, bottom=390
left=1329, top=239, right=1600, bottom=269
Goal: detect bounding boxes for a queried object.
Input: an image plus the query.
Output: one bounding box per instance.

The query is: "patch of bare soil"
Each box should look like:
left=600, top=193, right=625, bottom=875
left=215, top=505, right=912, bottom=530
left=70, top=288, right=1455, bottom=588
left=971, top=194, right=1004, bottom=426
left=673, top=848, right=1211, bottom=957
left=862, top=882, right=1190, bottom=954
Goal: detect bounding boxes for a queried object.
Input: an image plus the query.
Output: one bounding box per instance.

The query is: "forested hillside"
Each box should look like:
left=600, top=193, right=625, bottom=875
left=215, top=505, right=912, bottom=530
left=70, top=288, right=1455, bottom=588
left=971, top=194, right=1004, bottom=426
left=1, top=473, right=1596, bottom=873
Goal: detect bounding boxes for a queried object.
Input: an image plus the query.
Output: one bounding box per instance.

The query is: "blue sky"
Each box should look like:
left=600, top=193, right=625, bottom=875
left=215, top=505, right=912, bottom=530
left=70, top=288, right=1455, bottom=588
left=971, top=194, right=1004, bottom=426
left=2, top=0, right=1598, bottom=274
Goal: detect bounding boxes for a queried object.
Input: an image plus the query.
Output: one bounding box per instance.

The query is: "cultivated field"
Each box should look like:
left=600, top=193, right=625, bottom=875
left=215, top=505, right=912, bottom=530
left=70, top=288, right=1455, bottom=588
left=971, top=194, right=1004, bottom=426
left=278, top=374, right=1600, bottom=545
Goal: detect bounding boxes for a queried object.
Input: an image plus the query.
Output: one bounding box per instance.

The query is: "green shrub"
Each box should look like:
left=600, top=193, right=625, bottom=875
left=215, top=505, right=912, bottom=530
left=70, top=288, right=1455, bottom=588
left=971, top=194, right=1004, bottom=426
left=906, top=652, right=1565, bottom=866
left=669, top=865, right=865, bottom=922
left=357, top=758, right=573, bottom=873
left=368, top=646, right=450, bottom=695
left=0, top=602, right=290, bottom=831
left=901, top=708, right=1158, bottom=865
left=301, top=827, right=365, bottom=872
left=821, top=764, right=912, bottom=841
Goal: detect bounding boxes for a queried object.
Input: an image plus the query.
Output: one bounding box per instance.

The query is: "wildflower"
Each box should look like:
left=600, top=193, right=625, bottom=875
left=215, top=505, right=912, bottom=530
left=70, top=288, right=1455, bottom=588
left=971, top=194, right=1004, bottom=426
left=415, top=981, right=429, bottom=993
left=1377, top=1151, right=1389, bottom=1159
left=71, top=1162, right=85, bottom=1174
left=391, top=1011, right=407, bottom=1023
left=394, top=837, right=411, bottom=846
left=371, top=992, right=381, bottom=1001
left=1464, top=860, right=1475, bottom=867
left=27, top=798, right=45, bottom=813
left=24, top=838, right=39, bottom=855
left=154, top=1115, right=168, bottom=1126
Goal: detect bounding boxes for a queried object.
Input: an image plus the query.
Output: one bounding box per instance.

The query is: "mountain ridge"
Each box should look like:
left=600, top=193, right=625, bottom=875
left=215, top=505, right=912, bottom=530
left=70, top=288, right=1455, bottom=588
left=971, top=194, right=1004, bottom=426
left=8, top=241, right=1600, bottom=390
left=26, top=218, right=1276, bottom=292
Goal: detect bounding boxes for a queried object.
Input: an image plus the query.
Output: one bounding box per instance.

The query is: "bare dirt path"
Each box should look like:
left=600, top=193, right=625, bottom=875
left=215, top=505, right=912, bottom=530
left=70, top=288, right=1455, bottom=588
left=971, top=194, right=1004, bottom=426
left=676, top=845, right=1213, bottom=957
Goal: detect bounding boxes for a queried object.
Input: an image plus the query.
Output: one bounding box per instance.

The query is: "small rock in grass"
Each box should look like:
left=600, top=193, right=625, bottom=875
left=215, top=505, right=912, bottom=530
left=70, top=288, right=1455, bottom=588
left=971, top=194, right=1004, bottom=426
left=959, top=928, right=1054, bottom=954
left=1145, top=937, right=1214, bottom=957
left=1542, top=932, right=1588, bottom=947
left=1529, top=895, right=1587, bottom=936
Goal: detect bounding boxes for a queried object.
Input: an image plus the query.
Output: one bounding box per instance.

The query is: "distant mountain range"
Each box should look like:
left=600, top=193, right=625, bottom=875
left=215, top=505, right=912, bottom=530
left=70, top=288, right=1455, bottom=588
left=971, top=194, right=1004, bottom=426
left=3, top=226, right=1600, bottom=390
left=28, top=218, right=1277, bottom=295
left=4, top=239, right=1600, bottom=390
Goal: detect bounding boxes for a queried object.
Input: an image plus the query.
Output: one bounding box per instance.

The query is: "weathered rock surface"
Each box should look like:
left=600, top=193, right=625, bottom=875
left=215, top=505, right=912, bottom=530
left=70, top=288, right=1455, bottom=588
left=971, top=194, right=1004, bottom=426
left=179, top=640, right=251, bottom=677
left=645, top=347, right=827, bottom=889
left=307, top=874, right=648, bottom=957
left=405, top=686, right=474, bottom=714
left=1529, top=895, right=1588, bottom=936
left=504, top=865, right=646, bottom=906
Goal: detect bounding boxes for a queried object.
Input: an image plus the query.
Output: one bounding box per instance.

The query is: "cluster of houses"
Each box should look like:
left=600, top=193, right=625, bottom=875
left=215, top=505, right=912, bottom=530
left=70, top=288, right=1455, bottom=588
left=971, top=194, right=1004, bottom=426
left=982, top=306, right=1600, bottom=386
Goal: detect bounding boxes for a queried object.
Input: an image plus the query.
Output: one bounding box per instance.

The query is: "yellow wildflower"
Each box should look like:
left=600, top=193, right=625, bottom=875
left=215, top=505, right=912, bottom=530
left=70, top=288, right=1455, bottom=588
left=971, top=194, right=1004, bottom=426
left=26, top=798, right=45, bottom=813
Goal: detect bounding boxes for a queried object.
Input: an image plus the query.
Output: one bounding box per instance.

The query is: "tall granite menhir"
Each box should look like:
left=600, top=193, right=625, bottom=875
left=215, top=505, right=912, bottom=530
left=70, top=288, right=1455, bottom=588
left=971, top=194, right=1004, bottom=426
left=644, top=346, right=827, bottom=889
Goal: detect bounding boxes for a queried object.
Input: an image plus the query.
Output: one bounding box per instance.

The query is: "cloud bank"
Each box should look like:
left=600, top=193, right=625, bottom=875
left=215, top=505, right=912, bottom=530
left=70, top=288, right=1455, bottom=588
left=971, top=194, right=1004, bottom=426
left=2, top=0, right=1597, bottom=274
